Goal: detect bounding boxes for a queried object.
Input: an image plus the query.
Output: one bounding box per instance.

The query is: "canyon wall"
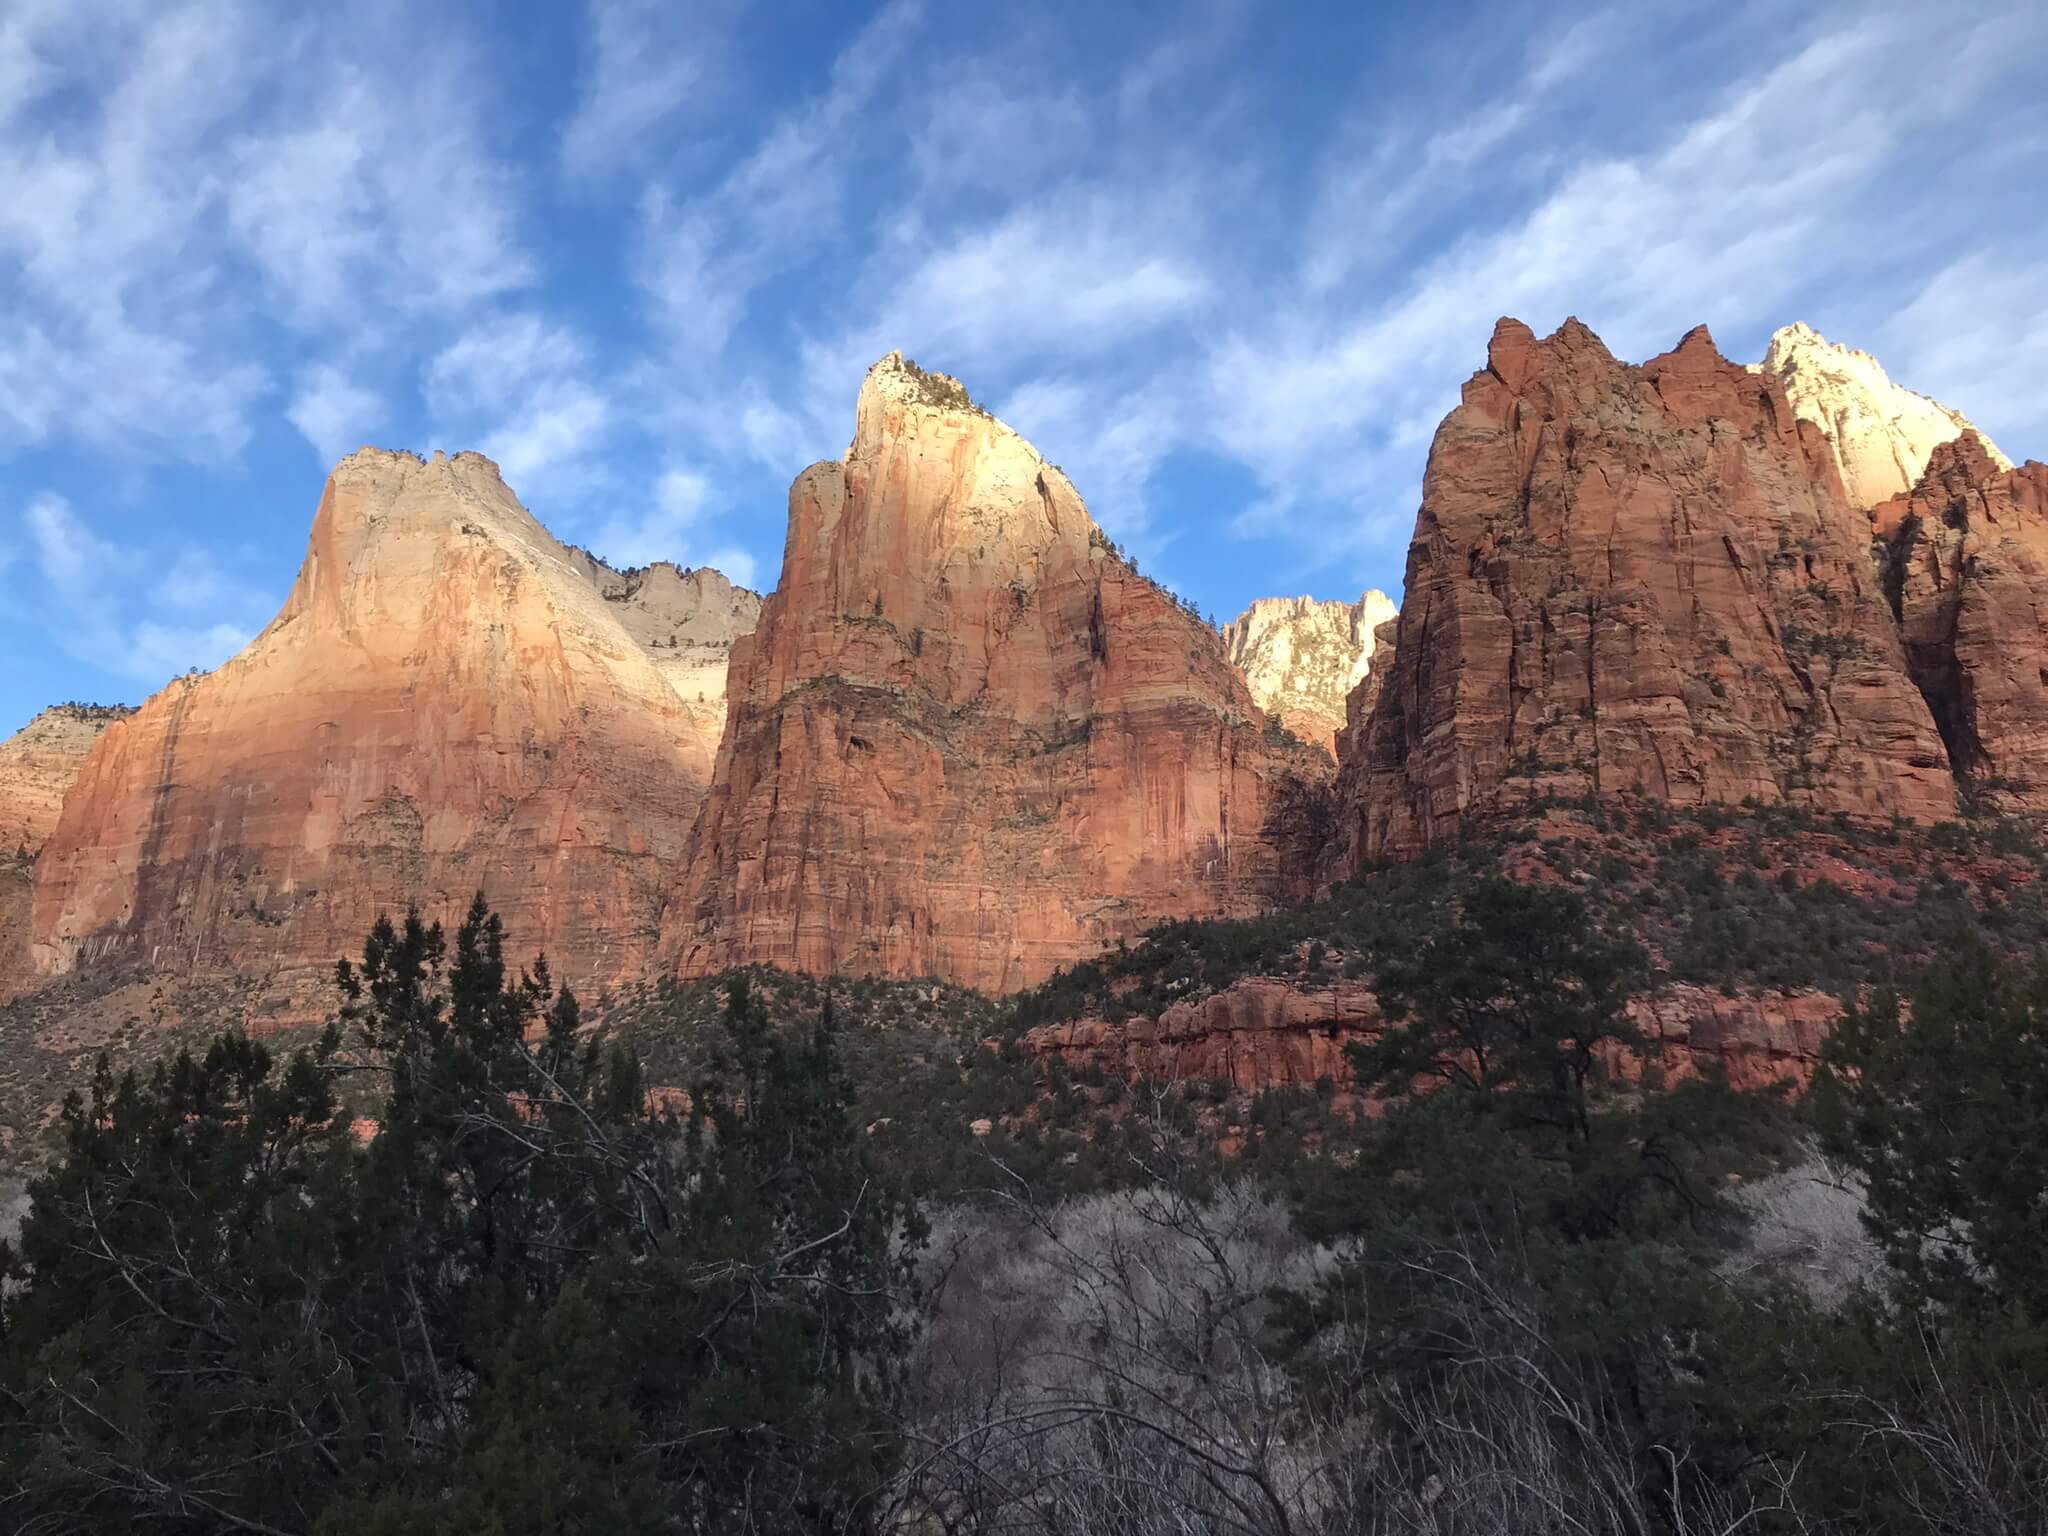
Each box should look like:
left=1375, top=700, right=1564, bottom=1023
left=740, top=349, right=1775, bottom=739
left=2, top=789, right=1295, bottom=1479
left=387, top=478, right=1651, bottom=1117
left=30, top=449, right=756, bottom=1001
left=664, top=353, right=1323, bottom=993
left=1222, top=591, right=1397, bottom=758
left=1339, top=318, right=1957, bottom=861
left=1872, top=435, right=2048, bottom=811
left=1, top=705, right=137, bottom=996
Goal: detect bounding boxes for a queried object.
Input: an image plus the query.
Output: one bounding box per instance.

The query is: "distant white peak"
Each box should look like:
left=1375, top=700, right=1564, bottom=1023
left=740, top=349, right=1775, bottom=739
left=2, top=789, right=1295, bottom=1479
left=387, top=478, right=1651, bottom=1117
left=1752, top=322, right=2011, bottom=506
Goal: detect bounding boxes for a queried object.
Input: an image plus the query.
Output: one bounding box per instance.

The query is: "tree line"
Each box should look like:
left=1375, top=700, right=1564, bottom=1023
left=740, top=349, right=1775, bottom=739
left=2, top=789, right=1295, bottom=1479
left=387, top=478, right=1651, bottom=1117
left=2, top=883, right=2043, bottom=1532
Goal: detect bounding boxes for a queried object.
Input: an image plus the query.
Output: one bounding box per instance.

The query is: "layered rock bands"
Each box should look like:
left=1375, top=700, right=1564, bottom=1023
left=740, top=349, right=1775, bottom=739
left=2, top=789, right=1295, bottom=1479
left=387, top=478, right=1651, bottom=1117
left=663, top=354, right=1324, bottom=992
left=29, top=450, right=758, bottom=999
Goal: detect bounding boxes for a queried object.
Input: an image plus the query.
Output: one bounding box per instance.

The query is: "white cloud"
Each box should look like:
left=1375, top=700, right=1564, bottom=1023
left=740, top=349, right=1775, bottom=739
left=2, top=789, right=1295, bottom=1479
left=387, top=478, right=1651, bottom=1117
left=287, top=366, right=384, bottom=463
left=632, top=0, right=923, bottom=354
left=426, top=313, right=615, bottom=504
left=1200, top=3, right=2034, bottom=568
left=698, top=545, right=759, bottom=590
left=1879, top=254, right=2048, bottom=461
left=560, top=0, right=732, bottom=178
left=21, top=492, right=262, bottom=682
left=0, top=0, right=531, bottom=467
left=579, top=466, right=766, bottom=588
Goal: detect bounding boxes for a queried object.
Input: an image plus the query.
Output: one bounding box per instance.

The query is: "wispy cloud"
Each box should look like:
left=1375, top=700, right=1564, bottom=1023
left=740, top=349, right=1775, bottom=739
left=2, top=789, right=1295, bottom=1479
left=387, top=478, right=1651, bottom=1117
left=0, top=0, right=531, bottom=468
left=2, top=0, right=2044, bottom=724
left=21, top=493, right=266, bottom=682
left=425, top=313, right=614, bottom=504
left=631, top=0, right=923, bottom=355
left=287, top=366, right=384, bottom=464
left=559, top=0, right=736, bottom=179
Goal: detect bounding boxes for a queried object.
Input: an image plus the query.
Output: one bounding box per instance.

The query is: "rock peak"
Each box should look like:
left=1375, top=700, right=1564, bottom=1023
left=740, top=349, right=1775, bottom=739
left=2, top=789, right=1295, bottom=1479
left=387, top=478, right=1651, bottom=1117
left=1223, top=590, right=1398, bottom=759
left=857, top=350, right=986, bottom=417
left=1754, top=321, right=2011, bottom=506
left=30, top=456, right=759, bottom=1001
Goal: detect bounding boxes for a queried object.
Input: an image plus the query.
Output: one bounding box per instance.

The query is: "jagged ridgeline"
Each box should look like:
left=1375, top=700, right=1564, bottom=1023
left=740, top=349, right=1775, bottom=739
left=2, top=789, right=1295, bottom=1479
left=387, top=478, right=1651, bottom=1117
left=2, top=317, right=2046, bottom=1534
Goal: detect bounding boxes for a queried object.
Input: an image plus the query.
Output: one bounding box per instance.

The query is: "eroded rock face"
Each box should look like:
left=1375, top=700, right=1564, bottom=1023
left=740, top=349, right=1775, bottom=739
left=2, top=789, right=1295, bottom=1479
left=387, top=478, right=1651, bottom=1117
left=1340, top=318, right=1955, bottom=861
left=665, top=353, right=1319, bottom=992
left=1223, top=591, right=1397, bottom=757
left=1755, top=322, right=2011, bottom=509
left=1023, top=974, right=1837, bottom=1099
left=0, top=705, right=135, bottom=858
left=1871, top=437, right=2048, bottom=809
left=31, top=450, right=758, bottom=1002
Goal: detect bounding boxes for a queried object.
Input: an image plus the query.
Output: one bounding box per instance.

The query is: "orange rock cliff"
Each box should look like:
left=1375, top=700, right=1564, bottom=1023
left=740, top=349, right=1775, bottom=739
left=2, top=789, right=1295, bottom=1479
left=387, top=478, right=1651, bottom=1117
left=28, top=449, right=758, bottom=1000
left=1338, top=318, right=1961, bottom=862
left=662, top=353, right=1324, bottom=992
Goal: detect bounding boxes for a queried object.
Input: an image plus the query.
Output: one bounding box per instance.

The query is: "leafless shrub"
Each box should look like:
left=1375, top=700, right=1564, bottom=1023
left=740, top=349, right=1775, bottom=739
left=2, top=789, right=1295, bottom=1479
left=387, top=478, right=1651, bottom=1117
left=1829, top=1332, right=2048, bottom=1536
left=1316, top=1232, right=1810, bottom=1536
left=891, top=1177, right=1810, bottom=1535
left=897, top=1174, right=1345, bottom=1534
left=1724, top=1147, right=1882, bottom=1306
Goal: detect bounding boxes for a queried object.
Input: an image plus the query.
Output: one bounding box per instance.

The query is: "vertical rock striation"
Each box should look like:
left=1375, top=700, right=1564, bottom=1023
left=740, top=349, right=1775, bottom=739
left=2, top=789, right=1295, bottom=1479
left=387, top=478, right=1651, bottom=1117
left=30, top=449, right=757, bottom=1001
left=1339, top=318, right=1955, bottom=862
left=665, top=353, right=1318, bottom=992
left=1222, top=591, right=1397, bottom=758
left=1754, top=321, right=2010, bottom=509
left=1872, top=436, right=2048, bottom=810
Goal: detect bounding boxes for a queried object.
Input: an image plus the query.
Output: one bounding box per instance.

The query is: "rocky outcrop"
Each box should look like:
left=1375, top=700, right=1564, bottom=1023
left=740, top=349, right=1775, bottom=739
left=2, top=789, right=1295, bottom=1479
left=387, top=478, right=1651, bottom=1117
left=1340, top=319, right=1955, bottom=861
left=562, top=557, right=763, bottom=764
left=1023, top=974, right=1838, bottom=1098
left=0, top=705, right=135, bottom=858
left=31, top=449, right=758, bottom=1002
left=1755, top=322, right=2011, bottom=509
left=1, top=705, right=136, bottom=1001
left=1223, top=591, right=1397, bottom=757
left=1872, top=437, right=2048, bottom=810
left=665, top=353, right=1321, bottom=993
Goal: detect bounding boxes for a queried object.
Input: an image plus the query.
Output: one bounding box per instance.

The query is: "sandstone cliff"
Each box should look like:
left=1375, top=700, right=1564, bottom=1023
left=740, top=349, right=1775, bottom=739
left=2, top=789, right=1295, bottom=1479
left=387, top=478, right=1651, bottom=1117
left=0, top=705, right=135, bottom=858
left=31, top=450, right=758, bottom=1001
left=1340, top=318, right=1955, bottom=861
left=665, top=353, right=1323, bottom=992
left=1, top=705, right=137, bottom=1000
left=1872, top=436, right=2048, bottom=810
left=1754, top=321, right=2011, bottom=509
left=1222, top=591, right=1397, bottom=757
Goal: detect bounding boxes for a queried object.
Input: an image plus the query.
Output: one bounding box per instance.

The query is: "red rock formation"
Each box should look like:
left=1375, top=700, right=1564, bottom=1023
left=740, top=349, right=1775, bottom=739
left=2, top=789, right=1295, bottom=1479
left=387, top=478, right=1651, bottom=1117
left=31, top=449, right=757, bottom=1002
left=1340, top=319, right=1955, bottom=861
left=1023, top=973, right=1838, bottom=1098
left=1870, top=438, right=2048, bottom=811
left=1, top=704, right=136, bottom=998
left=665, top=353, right=1321, bottom=992
left=0, top=705, right=136, bottom=859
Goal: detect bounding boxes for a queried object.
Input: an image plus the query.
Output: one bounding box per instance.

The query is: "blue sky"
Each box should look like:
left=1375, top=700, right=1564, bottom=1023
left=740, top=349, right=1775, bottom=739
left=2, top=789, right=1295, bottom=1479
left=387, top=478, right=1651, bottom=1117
left=2, top=0, right=2043, bottom=735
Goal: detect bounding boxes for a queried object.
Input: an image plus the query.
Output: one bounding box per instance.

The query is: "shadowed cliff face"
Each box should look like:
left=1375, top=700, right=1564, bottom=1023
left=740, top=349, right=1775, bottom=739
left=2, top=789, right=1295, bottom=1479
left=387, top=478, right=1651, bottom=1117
left=29, top=450, right=757, bottom=1004
left=1871, top=436, right=2048, bottom=809
left=1338, top=318, right=1957, bottom=863
left=664, top=353, right=1325, bottom=993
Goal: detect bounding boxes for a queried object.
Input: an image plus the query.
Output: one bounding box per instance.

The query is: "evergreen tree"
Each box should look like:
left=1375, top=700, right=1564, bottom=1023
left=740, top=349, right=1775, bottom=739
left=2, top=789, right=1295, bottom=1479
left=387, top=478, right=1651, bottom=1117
left=1, top=898, right=913, bottom=1534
